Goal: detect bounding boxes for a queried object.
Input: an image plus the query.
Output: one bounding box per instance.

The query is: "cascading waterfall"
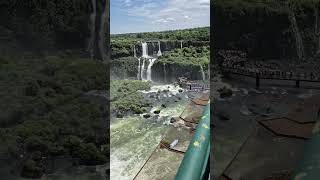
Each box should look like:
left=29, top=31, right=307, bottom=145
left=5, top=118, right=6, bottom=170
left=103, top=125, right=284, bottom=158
left=180, top=41, right=183, bottom=49
left=142, top=42, right=149, bottom=58
left=147, top=58, right=157, bottom=81
left=141, top=59, right=146, bottom=80
left=87, top=0, right=97, bottom=59
left=137, top=58, right=141, bottom=80
left=199, top=64, right=205, bottom=81
left=157, top=41, right=162, bottom=56
left=133, top=45, right=137, bottom=58
left=163, top=63, right=167, bottom=82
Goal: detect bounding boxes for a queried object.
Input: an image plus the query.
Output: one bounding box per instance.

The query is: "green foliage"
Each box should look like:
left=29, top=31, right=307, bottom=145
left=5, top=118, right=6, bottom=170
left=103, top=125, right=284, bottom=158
left=0, top=56, right=108, bottom=173
left=20, top=159, right=43, bottom=178
left=0, top=0, right=90, bottom=52
left=111, top=27, right=209, bottom=42
left=111, top=27, right=209, bottom=59
left=111, top=57, right=139, bottom=78
left=75, top=143, right=107, bottom=165
left=157, top=46, right=209, bottom=66
left=111, top=80, right=151, bottom=116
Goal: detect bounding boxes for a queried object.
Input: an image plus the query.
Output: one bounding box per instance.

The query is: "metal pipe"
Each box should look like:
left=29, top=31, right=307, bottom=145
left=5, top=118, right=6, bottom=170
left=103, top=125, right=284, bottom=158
left=175, top=103, right=210, bottom=180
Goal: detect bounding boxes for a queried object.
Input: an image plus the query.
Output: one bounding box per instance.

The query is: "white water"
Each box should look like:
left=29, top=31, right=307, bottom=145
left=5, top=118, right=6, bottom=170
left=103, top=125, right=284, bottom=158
left=163, top=63, right=167, bottom=82
left=180, top=41, right=183, bottom=49
left=87, top=0, right=97, bottom=59
left=200, top=64, right=205, bottom=81
left=110, top=84, right=188, bottom=180
left=142, top=42, right=149, bottom=58
left=157, top=41, right=162, bottom=56
left=147, top=58, right=157, bottom=81
left=133, top=45, right=137, bottom=58
left=141, top=59, right=146, bottom=80
left=137, top=57, right=141, bottom=80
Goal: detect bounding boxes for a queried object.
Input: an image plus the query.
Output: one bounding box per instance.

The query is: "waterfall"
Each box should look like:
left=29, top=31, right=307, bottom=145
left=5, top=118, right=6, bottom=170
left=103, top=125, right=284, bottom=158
left=180, top=41, right=183, bottom=49
left=141, top=59, right=146, bottom=80
left=133, top=45, right=137, bottom=58
left=147, top=58, right=157, bottom=81
left=163, top=63, right=167, bottom=82
left=137, top=58, right=141, bottom=80
left=87, top=0, right=97, bottom=59
left=142, top=42, right=149, bottom=58
left=157, top=41, right=162, bottom=56
left=199, top=64, right=205, bottom=81
left=98, top=0, right=108, bottom=61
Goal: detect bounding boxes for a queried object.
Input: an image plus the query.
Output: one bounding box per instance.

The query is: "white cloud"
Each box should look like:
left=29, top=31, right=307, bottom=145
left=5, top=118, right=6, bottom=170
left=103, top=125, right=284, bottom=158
left=118, top=0, right=209, bottom=31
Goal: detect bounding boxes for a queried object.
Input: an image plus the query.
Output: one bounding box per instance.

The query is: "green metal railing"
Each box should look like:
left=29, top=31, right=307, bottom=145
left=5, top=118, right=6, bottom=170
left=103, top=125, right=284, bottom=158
left=175, top=103, right=210, bottom=180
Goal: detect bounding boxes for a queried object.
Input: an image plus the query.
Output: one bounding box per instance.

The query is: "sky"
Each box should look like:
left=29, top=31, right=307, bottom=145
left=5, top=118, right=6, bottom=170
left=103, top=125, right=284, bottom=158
left=110, top=0, right=210, bottom=34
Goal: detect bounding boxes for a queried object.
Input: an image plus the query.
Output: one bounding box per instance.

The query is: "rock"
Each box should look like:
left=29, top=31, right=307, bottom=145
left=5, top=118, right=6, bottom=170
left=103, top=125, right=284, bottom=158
left=153, top=109, right=161, bottom=114
left=240, top=105, right=252, bottom=116
left=216, top=112, right=230, bottom=121
left=149, top=94, right=155, bottom=98
left=178, top=89, right=183, bottom=93
left=250, top=88, right=263, bottom=94
left=170, top=117, right=178, bottom=123
left=143, top=114, right=151, bottom=118
left=218, top=87, right=233, bottom=98
left=116, top=113, right=123, bottom=118
left=161, top=104, right=167, bottom=108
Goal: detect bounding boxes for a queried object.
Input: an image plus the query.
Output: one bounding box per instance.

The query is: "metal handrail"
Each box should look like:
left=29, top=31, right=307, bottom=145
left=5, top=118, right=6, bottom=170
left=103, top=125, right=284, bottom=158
left=175, top=103, right=210, bottom=180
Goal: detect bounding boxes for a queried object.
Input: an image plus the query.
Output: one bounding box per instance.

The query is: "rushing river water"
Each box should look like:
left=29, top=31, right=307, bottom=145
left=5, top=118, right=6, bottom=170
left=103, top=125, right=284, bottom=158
left=110, top=84, right=189, bottom=180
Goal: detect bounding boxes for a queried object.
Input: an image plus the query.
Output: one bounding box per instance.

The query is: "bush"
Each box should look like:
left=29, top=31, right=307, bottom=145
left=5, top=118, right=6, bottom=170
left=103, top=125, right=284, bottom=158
left=20, top=159, right=43, bottom=178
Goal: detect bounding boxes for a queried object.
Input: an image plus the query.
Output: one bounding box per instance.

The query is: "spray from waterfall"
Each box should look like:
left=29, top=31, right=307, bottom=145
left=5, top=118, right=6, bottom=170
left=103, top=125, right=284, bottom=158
left=147, top=58, right=157, bottom=81
left=200, top=64, right=205, bottom=81
left=87, top=0, right=97, bottom=59
left=141, top=59, right=146, bottom=80
left=157, top=41, right=162, bottom=56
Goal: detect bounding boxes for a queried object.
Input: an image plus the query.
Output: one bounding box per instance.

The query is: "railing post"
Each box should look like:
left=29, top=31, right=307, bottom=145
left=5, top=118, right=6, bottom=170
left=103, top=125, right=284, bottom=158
left=256, top=73, right=260, bottom=89
left=296, top=80, right=300, bottom=88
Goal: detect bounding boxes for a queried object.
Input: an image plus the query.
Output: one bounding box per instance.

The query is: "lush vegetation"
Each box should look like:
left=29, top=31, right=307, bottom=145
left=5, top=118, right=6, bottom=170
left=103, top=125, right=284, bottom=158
left=111, top=57, right=138, bottom=78
left=0, top=0, right=96, bottom=53
left=0, top=56, right=108, bottom=178
left=111, top=80, right=151, bottom=117
left=111, top=27, right=209, bottom=59
left=157, top=46, right=209, bottom=66
left=111, top=27, right=209, bottom=42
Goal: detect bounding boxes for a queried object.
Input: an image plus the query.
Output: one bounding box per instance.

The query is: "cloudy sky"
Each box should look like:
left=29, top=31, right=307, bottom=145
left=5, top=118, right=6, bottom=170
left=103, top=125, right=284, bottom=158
left=111, top=0, right=210, bottom=34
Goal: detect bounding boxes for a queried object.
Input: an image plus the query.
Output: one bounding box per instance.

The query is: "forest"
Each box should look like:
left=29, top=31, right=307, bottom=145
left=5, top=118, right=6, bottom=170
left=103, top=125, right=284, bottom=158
left=111, top=27, right=209, bottom=59
left=0, top=0, right=109, bottom=178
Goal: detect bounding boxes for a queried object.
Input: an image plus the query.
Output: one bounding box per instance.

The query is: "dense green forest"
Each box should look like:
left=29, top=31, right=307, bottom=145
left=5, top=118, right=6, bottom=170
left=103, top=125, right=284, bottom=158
left=111, top=27, right=209, bottom=42
left=157, top=46, right=210, bottom=66
left=111, top=27, right=209, bottom=59
left=0, top=0, right=90, bottom=53
left=213, top=0, right=320, bottom=60
left=0, top=56, right=108, bottom=178
left=0, top=0, right=109, bottom=178
left=111, top=80, right=151, bottom=117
